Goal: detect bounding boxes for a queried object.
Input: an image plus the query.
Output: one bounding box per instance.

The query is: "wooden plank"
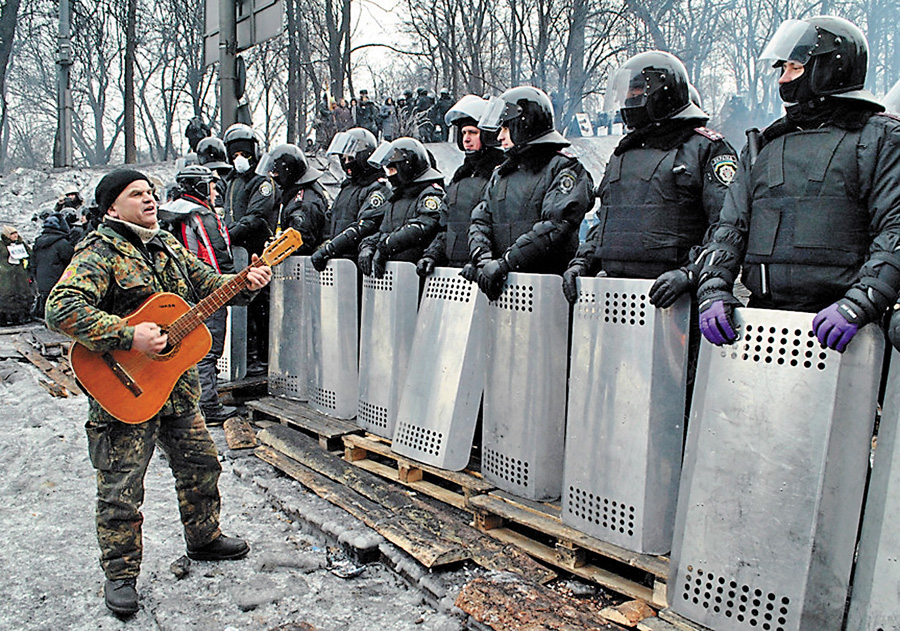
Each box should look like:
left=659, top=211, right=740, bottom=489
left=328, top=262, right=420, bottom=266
left=637, top=618, right=683, bottom=631
left=343, top=434, right=494, bottom=493
left=600, top=601, right=656, bottom=627
left=247, top=397, right=360, bottom=439
left=482, top=526, right=658, bottom=605
left=657, top=609, right=711, bottom=631
left=468, top=493, right=669, bottom=579
left=12, top=338, right=80, bottom=396
left=455, top=575, right=628, bottom=631
left=257, top=424, right=554, bottom=583
left=256, top=445, right=467, bottom=567
left=223, top=417, right=258, bottom=450
left=38, top=379, right=69, bottom=398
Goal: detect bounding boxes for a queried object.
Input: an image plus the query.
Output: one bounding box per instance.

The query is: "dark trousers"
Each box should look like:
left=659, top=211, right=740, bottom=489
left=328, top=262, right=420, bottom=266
left=85, top=410, right=222, bottom=580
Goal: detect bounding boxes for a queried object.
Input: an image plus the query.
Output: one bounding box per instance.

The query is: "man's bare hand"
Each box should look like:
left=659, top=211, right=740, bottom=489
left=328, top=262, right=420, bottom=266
left=247, top=255, right=273, bottom=290
left=132, top=321, right=168, bottom=354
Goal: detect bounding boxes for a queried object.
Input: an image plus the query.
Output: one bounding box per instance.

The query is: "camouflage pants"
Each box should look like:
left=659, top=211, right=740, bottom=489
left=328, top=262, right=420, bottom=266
left=85, top=409, right=222, bottom=580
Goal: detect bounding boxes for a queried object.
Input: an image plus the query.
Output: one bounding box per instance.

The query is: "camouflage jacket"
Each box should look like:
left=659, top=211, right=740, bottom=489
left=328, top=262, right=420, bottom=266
left=45, top=221, right=251, bottom=422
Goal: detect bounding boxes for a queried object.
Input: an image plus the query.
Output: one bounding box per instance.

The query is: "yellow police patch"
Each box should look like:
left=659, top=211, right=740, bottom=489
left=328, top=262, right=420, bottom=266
left=711, top=155, right=738, bottom=185
left=369, top=192, right=386, bottom=208
left=423, top=196, right=440, bottom=211
left=558, top=171, right=577, bottom=193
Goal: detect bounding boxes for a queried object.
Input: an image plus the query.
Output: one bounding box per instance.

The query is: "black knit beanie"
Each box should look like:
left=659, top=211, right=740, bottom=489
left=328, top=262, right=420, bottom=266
left=95, top=169, right=151, bottom=213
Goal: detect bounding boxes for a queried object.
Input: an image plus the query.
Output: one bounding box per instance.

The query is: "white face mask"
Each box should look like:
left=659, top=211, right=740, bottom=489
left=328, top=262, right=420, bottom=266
left=233, top=155, right=251, bottom=173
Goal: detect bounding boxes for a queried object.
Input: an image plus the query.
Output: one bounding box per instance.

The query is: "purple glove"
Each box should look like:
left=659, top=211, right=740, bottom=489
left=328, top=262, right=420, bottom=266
left=699, top=298, right=739, bottom=345
left=812, top=300, right=861, bottom=353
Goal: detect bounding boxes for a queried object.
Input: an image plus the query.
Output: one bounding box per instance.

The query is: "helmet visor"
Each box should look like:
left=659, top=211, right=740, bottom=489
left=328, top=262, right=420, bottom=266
left=255, top=151, right=274, bottom=177
left=445, top=94, right=487, bottom=126
left=759, top=19, right=824, bottom=68
left=478, top=95, right=521, bottom=131
left=367, top=141, right=395, bottom=168
left=326, top=132, right=361, bottom=157
left=604, top=66, right=649, bottom=113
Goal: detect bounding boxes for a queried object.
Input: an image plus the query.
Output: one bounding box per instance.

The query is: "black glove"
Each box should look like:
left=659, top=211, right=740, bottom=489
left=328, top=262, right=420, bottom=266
left=358, top=246, right=376, bottom=276
left=649, top=268, right=692, bottom=309
left=459, top=263, right=479, bottom=282
left=562, top=261, right=589, bottom=305
left=310, top=244, right=332, bottom=272
left=477, top=258, right=509, bottom=301
left=372, top=249, right=387, bottom=279
left=416, top=257, right=435, bottom=278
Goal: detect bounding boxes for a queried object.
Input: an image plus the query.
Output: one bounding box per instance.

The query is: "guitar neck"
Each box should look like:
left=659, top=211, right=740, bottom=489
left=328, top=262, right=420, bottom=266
left=166, top=263, right=258, bottom=344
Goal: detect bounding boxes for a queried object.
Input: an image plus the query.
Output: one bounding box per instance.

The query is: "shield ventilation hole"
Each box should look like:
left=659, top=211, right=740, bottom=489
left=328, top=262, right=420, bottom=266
left=736, top=324, right=828, bottom=371
left=275, top=258, right=304, bottom=281
left=310, top=385, right=337, bottom=410
left=358, top=399, right=389, bottom=430
left=269, top=374, right=301, bottom=397
left=602, top=291, right=647, bottom=326
left=483, top=447, right=530, bottom=488
left=363, top=270, right=394, bottom=292
left=681, top=565, right=792, bottom=631
left=306, top=265, right=335, bottom=286
left=394, top=422, right=444, bottom=457
left=566, top=486, right=636, bottom=538
left=492, top=284, right=534, bottom=312
left=425, top=275, right=473, bottom=303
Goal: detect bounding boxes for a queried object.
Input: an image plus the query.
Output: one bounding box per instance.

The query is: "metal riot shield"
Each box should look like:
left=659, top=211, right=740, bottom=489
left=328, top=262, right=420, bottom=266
left=305, top=258, right=359, bottom=419
left=846, top=348, right=900, bottom=631
left=267, top=255, right=308, bottom=400
left=392, top=269, right=488, bottom=471
left=357, top=261, right=419, bottom=438
left=669, top=308, right=883, bottom=631
left=217, top=247, right=249, bottom=382
left=482, top=272, right=569, bottom=501
left=562, top=277, right=690, bottom=554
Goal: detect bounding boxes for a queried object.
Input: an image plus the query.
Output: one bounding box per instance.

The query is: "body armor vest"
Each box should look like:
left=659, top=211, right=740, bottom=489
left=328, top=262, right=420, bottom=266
left=329, top=177, right=383, bottom=238
left=743, top=127, right=867, bottom=268
left=444, top=175, right=489, bottom=266
left=593, top=145, right=706, bottom=267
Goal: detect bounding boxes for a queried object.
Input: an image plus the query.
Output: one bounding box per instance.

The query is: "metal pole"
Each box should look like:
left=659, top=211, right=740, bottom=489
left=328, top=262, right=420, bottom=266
left=219, top=0, right=237, bottom=131
left=55, top=0, right=73, bottom=167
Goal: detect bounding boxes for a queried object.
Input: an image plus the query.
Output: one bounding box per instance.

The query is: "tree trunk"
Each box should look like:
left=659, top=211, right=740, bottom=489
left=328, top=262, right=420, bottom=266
left=123, top=0, right=137, bottom=163
left=0, top=0, right=21, bottom=171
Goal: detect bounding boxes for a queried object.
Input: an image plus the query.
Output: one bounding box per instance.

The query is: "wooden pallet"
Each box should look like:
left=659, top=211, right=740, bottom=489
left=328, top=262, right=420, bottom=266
left=246, top=396, right=361, bottom=450
left=468, top=490, right=669, bottom=609
left=342, top=433, right=495, bottom=511
left=653, top=609, right=711, bottom=631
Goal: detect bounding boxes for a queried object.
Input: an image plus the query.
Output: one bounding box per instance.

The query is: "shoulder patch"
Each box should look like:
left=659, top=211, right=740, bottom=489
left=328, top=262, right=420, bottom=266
left=58, top=266, right=76, bottom=284
left=558, top=170, right=578, bottom=193
left=710, top=154, right=738, bottom=185
left=422, top=196, right=441, bottom=211
left=694, top=126, right=725, bottom=141
left=259, top=181, right=274, bottom=197
left=368, top=191, right=386, bottom=208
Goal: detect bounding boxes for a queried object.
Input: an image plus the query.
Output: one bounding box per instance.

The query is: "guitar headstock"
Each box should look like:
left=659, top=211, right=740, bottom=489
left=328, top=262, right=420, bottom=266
left=260, top=228, right=304, bottom=267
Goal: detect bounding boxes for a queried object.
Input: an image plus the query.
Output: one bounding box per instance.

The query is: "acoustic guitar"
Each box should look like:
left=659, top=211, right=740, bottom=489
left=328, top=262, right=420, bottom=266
left=70, top=228, right=303, bottom=424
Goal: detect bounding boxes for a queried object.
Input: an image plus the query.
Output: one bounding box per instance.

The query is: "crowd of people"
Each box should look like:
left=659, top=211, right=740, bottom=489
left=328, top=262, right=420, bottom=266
left=0, top=12, right=897, bottom=620
left=313, top=87, right=455, bottom=150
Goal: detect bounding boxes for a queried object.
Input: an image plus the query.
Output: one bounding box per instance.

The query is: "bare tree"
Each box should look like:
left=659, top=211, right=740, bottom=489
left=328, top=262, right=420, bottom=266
left=0, top=0, right=21, bottom=170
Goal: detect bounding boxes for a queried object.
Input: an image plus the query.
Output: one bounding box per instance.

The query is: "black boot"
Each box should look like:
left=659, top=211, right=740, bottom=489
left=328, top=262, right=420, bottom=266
left=104, top=578, right=139, bottom=616
left=187, top=534, right=250, bottom=561
left=201, top=404, right=238, bottom=425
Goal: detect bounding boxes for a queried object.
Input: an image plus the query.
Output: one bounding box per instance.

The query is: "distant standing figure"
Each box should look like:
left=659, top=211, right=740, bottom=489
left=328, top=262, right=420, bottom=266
left=0, top=225, right=34, bottom=325
left=185, top=116, right=212, bottom=152
left=31, top=214, right=74, bottom=319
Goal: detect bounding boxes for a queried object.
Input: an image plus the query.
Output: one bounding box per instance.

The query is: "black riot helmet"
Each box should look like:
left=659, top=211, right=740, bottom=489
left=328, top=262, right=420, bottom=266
left=326, top=127, right=379, bottom=179
left=759, top=16, right=870, bottom=99
left=175, top=165, right=217, bottom=204
left=605, top=51, right=705, bottom=129
left=445, top=94, right=499, bottom=151
left=196, top=137, right=232, bottom=172
left=368, top=137, right=441, bottom=187
left=223, top=123, right=260, bottom=162
left=256, top=143, right=320, bottom=189
left=478, top=86, right=566, bottom=147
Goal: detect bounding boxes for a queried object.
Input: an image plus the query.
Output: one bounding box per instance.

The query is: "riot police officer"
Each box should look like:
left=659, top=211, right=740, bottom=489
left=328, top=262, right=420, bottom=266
left=562, top=51, right=737, bottom=308
left=162, top=165, right=238, bottom=423
left=469, top=86, right=594, bottom=300
left=196, top=136, right=233, bottom=202
left=257, top=143, right=328, bottom=255
left=417, top=95, right=505, bottom=275
left=222, top=122, right=278, bottom=374
left=358, top=137, right=444, bottom=278
left=310, top=128, right=391, bottom=271
left=695, top=16, right=900, bottom=353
